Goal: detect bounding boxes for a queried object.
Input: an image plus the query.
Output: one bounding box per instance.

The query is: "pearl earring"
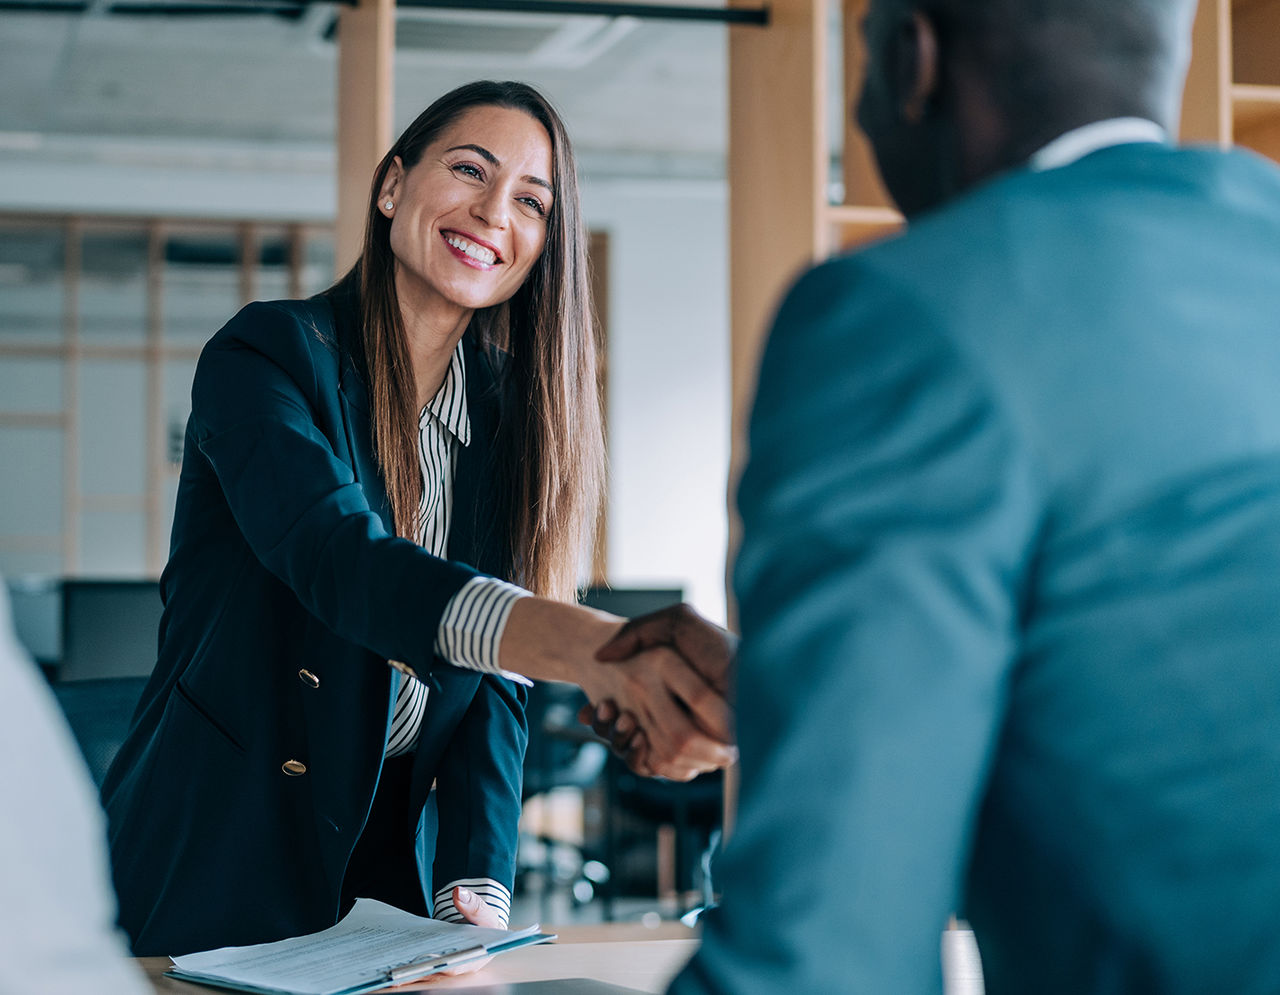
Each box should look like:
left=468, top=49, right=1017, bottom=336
left=385, top=200, right=394, bottom=210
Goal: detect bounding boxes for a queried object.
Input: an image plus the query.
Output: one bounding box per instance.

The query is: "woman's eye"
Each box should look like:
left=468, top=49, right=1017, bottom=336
left=452, top=162, right=483, bottom=180
left=519, top=196, right=547, bottom=217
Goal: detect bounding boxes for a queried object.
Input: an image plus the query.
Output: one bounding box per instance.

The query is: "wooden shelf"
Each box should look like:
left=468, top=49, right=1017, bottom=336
left=78, top=494, right=149, bottom=514
left=0, top=535, right=62, bottom=552
left=1233, top=84, right=1280, bottom=129
left=0, top=412, right=66, bottom=428
left=1232, top=83, right=1280, bottom=159
left=825, top=204, right=903, bottom=226
left=1232, top=0, right=1280, bottom=87
left=1184, top=0, right=1280, bottom=161
left=1232, top=0, right=1278, bottom=16
left=825, top=204, right=904, bottom=250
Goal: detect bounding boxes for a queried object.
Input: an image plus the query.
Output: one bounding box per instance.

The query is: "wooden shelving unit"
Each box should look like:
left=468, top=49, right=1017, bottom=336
left=1183, top=0, right=1280, bottom=159
left=726, top=0, right=901, bottom=503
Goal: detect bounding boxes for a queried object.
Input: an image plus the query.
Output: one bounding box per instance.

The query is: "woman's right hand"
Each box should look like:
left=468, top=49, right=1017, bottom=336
left=498, top=597, right=736, bottom=781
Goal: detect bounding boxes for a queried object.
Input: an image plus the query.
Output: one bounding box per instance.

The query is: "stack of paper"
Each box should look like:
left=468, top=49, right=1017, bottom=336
left=167, top=898, right=553, bottom=995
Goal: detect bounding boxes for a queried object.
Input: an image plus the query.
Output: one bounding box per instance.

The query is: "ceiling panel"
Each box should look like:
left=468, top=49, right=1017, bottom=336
left=0, top=4, right=730, bottom=171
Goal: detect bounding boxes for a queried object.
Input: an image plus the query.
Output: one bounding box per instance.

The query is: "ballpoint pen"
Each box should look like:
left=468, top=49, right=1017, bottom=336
left=387, top=944, right=489, bottom=984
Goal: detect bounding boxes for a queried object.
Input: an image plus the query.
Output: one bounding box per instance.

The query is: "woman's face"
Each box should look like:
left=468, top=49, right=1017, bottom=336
left=379, top=104, right=555, bottom=323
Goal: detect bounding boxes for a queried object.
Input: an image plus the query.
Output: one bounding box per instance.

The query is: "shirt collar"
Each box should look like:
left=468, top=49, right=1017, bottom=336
left=1029, top=117, right=1168, bottom=172
left=421, top=340, right=471, bottom=447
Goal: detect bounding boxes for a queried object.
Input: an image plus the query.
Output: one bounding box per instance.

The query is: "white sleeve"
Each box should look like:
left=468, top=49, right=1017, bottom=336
left=434, top=575, right=533, bottom=685
left=432, top=878, right=512, bottom=929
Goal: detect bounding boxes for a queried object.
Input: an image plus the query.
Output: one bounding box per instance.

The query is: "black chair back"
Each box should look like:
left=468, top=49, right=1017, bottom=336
left=52, top=676, right=148, bottom=788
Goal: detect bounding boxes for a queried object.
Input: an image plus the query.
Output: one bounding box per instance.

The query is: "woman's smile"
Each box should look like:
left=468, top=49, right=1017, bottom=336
left=441, top=229, right=503, bottom=268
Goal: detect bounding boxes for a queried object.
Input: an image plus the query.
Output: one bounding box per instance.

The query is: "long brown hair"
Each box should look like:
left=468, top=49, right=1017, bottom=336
left=337, top=80, right=604, bottom=602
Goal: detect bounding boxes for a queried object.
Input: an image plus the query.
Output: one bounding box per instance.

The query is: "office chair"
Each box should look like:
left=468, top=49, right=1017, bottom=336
left=517, top=586, right=688, bottom=919
left=59, top=579, right=162, bottom=682
left=52, top=676, right=149, bottom=788
left=518, top=680, right=611, bottom=914
left=607, top=760, right=723, bottom=915
left=574, top=586, right=726, bottom=919
left=4, top=575, right=60, bottom=677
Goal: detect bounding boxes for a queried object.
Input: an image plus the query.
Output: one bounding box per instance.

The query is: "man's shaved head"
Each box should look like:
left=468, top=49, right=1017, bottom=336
left=920, top=0, right=1196, bottom=123
left=856, top=0, right=1198, bottom=216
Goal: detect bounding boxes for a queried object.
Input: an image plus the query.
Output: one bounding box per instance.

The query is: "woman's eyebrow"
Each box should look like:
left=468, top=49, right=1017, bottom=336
left=446, top=142, right=499, bottom=166
left=446, top=143, right=555, bottom=195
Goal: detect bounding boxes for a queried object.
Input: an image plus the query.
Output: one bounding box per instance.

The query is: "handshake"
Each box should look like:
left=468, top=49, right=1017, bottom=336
left=579, top=603, right=739, bottom=783
left=502, top=598, right=738, bottom=782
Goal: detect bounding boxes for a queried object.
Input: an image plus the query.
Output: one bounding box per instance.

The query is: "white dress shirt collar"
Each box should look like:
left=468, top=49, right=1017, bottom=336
left=421, top=340, right=471, bottom=447
left=1029, top=117, right=1168, bottom=172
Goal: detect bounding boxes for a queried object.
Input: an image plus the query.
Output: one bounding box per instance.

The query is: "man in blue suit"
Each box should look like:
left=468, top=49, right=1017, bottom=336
left=669, top=0, right=1280, bottom=991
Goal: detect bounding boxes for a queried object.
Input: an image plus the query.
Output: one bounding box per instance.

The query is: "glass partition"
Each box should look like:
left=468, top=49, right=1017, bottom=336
left=80, top=225, right=150, bottom=348
left=163, top=226, right=244, bottom=349
left=0, top=215, right=331, bottom=578
left=0, top=221, right=64, bottom=346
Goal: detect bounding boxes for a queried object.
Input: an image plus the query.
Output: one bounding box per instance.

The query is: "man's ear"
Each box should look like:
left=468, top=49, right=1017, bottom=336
left=378, top=156, right=405, bottom=216
left=896, top=10, right=940, bottom=124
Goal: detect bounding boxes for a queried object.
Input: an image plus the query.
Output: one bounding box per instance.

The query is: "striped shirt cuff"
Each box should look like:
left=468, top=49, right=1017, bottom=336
left=433, top=878, right=512, bottom=928
left=435, top=576, right=532, bottom=685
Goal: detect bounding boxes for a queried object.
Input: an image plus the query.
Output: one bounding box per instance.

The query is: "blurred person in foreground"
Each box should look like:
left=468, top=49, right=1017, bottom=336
left=660, top=0, right=1280, bottom=991
left=0, top=575, right=149, bottom=994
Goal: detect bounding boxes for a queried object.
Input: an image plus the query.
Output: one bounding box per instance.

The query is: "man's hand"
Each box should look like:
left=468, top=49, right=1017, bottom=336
left=576, top=642, right=736, bottom=781
left=579, top=604, right=739, bottom=777
left=595, top=603, right=738, bottom=691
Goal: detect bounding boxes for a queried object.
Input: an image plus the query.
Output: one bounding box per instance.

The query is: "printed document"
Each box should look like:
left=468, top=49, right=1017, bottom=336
left=167, top=898, right=551, bottom=995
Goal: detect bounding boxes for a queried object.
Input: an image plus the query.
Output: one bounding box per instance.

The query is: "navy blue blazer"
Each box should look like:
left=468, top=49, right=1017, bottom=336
left=101, top=288, right=528, bottom=956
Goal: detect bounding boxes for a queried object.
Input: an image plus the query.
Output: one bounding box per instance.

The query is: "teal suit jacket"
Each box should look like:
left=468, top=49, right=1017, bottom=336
left=675, top=143, right=1280, bottom=993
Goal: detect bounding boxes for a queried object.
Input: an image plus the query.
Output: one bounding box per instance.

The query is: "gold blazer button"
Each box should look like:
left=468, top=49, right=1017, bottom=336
left=298, top=669, right=320, bottom=689
left=281, top=759, right=308, bottom=776
left=388, top=659, right=418, bottom=681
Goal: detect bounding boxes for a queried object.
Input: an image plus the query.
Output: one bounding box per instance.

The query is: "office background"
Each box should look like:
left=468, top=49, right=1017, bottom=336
left=2, top=0, right=1277, bottom=641
left=0, top=0, right=1275, bottom=919
left=0, top=3, right=742, bottom=625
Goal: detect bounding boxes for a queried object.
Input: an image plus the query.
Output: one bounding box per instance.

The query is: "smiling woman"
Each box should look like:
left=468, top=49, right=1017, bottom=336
left=99, top=80, right=736, bottom=961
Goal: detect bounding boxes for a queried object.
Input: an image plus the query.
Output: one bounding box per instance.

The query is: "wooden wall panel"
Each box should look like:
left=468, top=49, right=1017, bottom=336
left=1181, top=0, right=1233, bottom=145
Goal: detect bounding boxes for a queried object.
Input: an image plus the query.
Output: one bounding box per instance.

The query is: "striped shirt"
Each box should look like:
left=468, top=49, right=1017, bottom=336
left=383, top=339, right=529, bottom=927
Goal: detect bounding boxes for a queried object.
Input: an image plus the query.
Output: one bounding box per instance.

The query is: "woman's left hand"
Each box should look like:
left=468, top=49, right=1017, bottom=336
left=436, top=887, right=501, bottom=976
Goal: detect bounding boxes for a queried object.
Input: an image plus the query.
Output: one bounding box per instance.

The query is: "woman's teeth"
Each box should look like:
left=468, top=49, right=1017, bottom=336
left=445, top=234, right=497, bottom=265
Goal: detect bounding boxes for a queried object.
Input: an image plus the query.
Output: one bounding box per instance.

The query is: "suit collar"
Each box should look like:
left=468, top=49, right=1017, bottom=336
left=420, top=342, right=471, bottom=448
